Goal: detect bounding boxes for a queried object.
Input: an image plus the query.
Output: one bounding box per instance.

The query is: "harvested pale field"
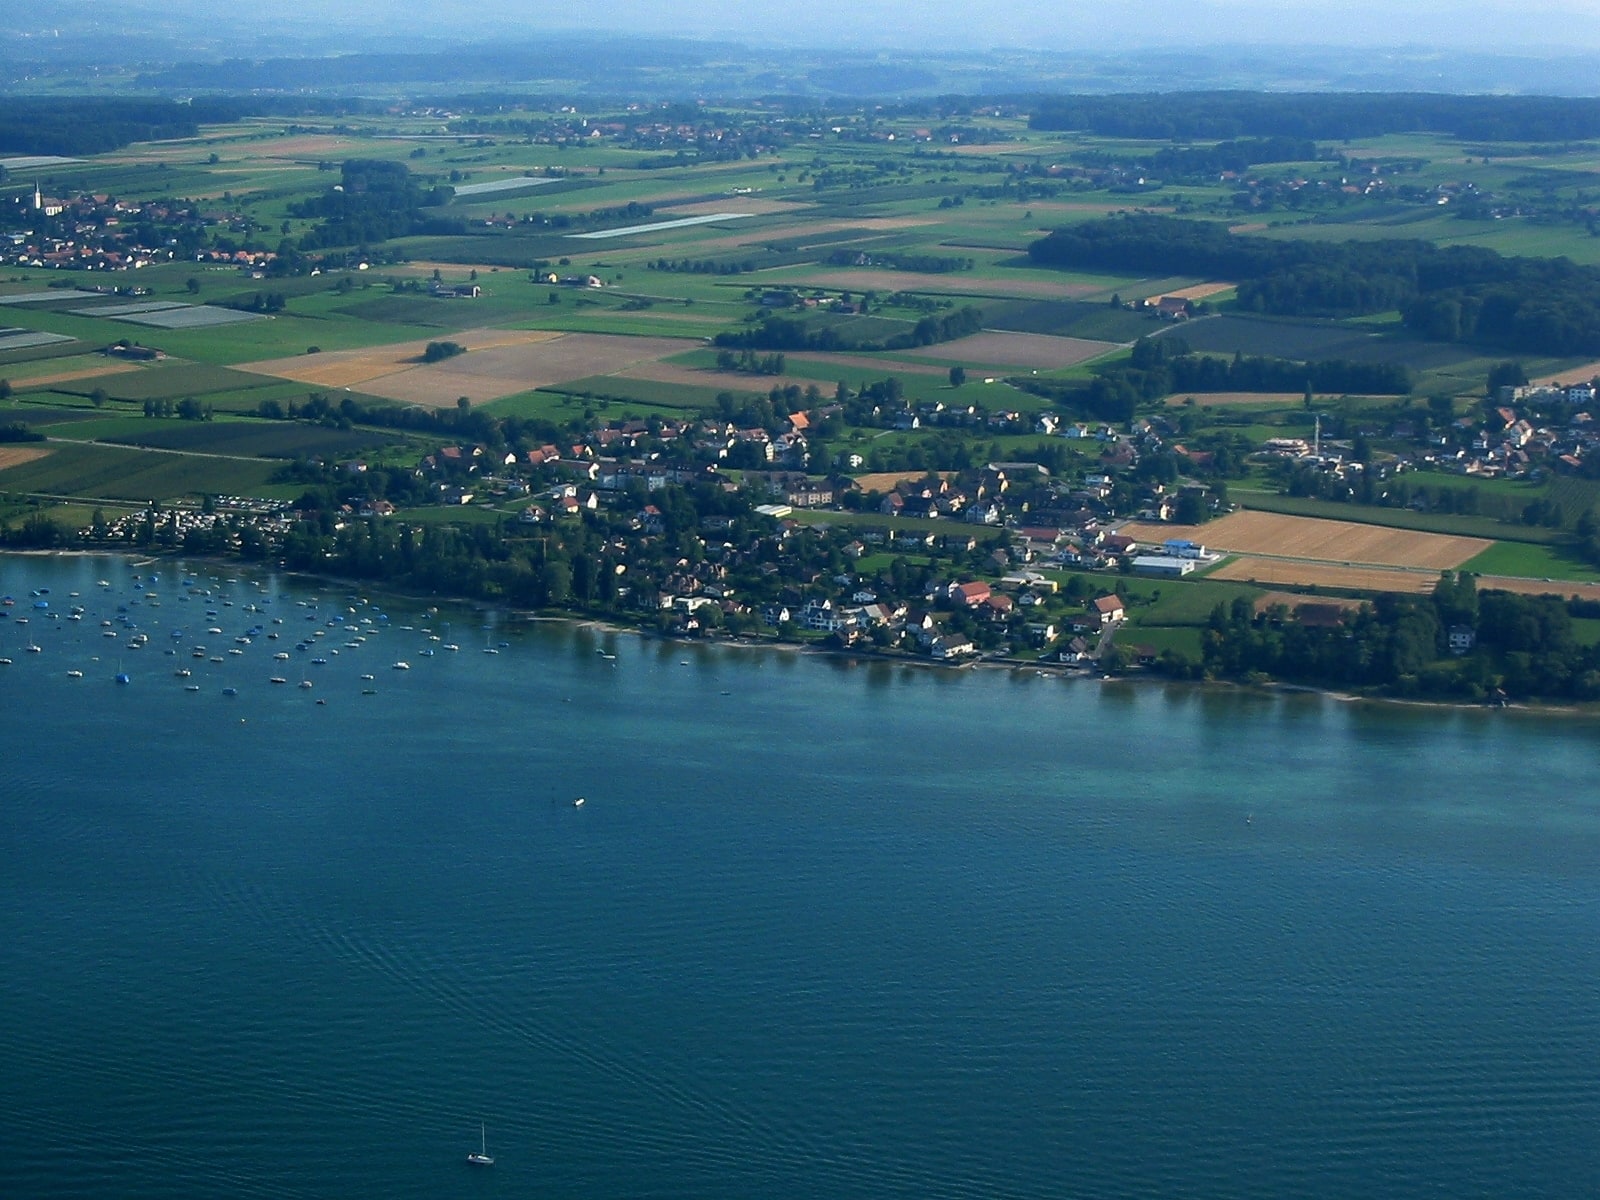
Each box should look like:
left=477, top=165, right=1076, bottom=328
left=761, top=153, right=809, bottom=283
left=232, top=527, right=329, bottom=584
left=1230, top=223, right=1270, bottom=234
left=13, top=361, right=140, bottom=389
left=1161, top=282, right=1237, bottom=301
left=315, top=333, right=698, bottom=407
left=614, top=362, right=838, bottom=395
left=1208, top=556, right=1440, bottom=595
left=1164, top=392, right=1318, bottom=407
left=903, top=331, right=1117, bottom=370
left=796, top=271, right=1104, bottom=299
left=0, top=446, right=51, bottom=472
left=852, top=471, right=954, bottom=492
left=237, top=329, right=567, bottom=390
left=1122, top=510, right=1489, bottom=570
left=1533, top=361, right=1600, bottom=385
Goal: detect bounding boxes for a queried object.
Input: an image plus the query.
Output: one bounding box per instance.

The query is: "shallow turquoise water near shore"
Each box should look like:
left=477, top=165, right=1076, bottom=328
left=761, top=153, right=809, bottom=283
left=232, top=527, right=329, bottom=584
left=2, top=553, right=1598, bottom=1198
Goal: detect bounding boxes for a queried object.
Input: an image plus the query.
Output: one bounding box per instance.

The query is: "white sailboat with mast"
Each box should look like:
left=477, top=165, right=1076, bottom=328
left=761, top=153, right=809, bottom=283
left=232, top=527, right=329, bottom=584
left=467, top=1123, right=494, bottom=1166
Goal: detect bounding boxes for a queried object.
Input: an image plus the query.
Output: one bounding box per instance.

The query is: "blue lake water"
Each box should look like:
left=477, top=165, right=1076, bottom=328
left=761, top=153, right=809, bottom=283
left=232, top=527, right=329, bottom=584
left=2, top=552, right=1598, bottom=1199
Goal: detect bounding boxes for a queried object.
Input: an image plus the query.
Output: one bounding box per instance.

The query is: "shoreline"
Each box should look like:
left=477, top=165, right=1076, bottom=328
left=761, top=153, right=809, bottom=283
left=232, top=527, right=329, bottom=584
left=4, top=545, right=1593, bottom=719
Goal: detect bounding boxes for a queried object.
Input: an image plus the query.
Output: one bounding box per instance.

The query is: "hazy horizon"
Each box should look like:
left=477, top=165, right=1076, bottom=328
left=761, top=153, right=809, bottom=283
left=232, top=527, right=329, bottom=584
left=20, top=0, right=1600, bottom=56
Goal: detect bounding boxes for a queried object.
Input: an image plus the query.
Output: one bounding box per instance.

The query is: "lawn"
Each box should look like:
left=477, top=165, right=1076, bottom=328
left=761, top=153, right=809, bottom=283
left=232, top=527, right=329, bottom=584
left=1113, top=625, right=1204, bottom=657
left=1461, top=540, right=1600, bottom=583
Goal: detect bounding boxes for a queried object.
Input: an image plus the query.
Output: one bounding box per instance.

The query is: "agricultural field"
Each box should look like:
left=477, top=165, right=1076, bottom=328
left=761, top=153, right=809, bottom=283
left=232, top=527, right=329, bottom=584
left=52, top=417, right=407, bottom=460
left=1125, top=510, right=1490, bottom=570
left=238, top=331, right=696, bottom=407
left=1207, top=556, right=1444, bottom=594
left=0, top=445, right=51, bottom=472
left=897, top=331, right=1116, bottom=371
left=0, top=440, right=279, bottom=501
left=1459, top=541, right=1600, bottom=583
left=1167, top=313, right=1480, bottom=370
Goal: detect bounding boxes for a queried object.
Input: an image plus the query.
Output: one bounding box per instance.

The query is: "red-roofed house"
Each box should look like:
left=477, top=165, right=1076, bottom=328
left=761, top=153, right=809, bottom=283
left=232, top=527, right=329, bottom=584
left=948, top=581, right=992, bottom=608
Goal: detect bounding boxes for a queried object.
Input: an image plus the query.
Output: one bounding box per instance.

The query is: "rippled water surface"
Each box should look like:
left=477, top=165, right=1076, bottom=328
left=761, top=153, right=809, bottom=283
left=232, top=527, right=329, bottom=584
left=2, top=554, right=1598, bottom=1198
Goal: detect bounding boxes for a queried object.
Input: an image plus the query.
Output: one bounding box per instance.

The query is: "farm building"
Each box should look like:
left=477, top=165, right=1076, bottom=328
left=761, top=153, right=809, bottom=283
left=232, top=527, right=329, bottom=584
left=1133, top=555, right=1197, bottom=577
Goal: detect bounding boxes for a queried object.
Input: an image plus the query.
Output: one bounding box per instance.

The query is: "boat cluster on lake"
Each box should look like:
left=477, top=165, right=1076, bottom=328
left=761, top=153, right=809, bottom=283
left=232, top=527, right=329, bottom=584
left=0, top=561, right=512, bottom=698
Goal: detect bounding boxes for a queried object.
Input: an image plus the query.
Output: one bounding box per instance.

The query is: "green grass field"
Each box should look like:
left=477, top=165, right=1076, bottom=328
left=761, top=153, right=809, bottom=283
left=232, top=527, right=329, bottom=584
left=0, top=441, right=280, bottom=501
left=1461, top=541, right=1600, bottom=582
left=46, top=363, right=282, bottom=402
left=1236, top=490, right=1568, bottom=544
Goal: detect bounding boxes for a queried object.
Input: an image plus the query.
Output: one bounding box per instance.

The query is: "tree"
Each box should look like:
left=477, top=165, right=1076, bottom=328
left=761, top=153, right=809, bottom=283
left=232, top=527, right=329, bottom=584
left=90, top=387, right=108, bottom=408
left=1486, top=361, right=1528, bottom=395
left=949, top=366, right=967, bottom=388
left=185, top=277, right=200, bottom=295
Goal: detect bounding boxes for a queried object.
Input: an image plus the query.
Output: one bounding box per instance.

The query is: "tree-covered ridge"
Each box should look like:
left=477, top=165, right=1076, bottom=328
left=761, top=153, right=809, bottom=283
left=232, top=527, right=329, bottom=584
left=1028, top=92, right=1600, bottom=142
left=0, top=97, right=264, bottom=157
left=1073, top=136, right=1321, bottom=183
left=1029, top=216, right=1600, bottom=356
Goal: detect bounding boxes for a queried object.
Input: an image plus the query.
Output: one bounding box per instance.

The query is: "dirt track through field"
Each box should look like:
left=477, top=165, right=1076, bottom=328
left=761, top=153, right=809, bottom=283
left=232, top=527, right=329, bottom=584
left=1123, top=510, right=1489, bottom=570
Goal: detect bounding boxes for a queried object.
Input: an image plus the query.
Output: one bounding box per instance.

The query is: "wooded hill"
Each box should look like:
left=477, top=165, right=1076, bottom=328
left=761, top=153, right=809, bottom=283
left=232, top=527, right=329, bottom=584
left=1029, top=216, right=1600, bottom=357
left=1027, top=92, right=1600, bottom=142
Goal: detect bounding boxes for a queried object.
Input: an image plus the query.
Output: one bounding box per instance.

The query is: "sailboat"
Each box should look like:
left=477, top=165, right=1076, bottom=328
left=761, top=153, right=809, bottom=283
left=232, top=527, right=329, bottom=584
left=466, top=1123, right=494, bottom=1167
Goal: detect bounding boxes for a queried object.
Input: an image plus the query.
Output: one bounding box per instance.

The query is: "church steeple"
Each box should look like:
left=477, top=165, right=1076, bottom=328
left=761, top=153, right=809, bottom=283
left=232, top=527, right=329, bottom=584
left=33, top=181, right=42, bottom=211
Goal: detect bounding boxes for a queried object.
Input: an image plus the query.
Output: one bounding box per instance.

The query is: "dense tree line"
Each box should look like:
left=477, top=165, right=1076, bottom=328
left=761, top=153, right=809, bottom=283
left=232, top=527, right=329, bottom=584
left=0, top=421, right=43, bottom=443
left=0, top=97, right=259, bottom=156
left=1030, top=215, right=1600, bottom=355
left=1075, top=136, right=1320, bottom=181
left=1013, top=335, right=1410, bottom=423
left=1028, top=92, right=1600, bottom=142
left=288, top=160, right=452, bottom=250
left=1183, top=573, right=1600, bottom=701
